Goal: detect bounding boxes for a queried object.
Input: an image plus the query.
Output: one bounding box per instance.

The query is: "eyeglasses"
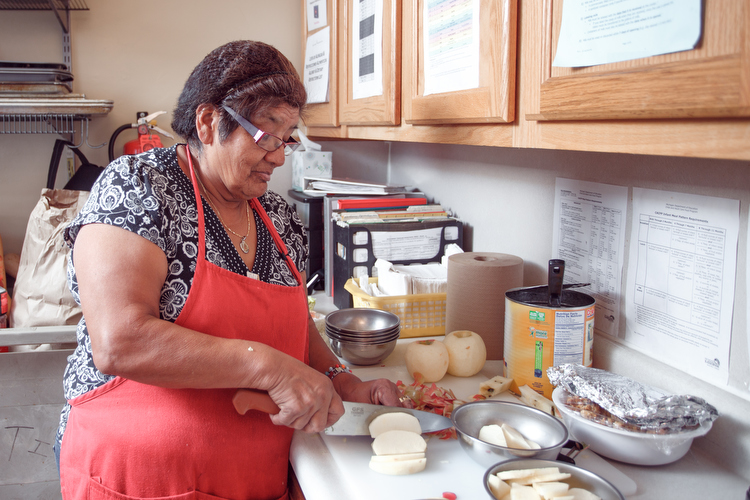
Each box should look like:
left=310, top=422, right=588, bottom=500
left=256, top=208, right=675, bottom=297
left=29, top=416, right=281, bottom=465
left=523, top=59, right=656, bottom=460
left=222, top=105, right=301, bottom=156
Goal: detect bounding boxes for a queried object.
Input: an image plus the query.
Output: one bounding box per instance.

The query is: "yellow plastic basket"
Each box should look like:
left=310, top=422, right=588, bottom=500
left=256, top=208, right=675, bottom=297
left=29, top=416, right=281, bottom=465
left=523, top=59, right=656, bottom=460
left=344, top=278, right=446, bottom=338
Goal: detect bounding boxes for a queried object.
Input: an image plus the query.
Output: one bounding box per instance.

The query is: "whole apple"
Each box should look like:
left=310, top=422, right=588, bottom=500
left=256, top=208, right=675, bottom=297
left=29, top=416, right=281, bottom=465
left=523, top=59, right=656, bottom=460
left=404, top=339, right=450, bottom=382
left=443, top=330, right=487, bottom=377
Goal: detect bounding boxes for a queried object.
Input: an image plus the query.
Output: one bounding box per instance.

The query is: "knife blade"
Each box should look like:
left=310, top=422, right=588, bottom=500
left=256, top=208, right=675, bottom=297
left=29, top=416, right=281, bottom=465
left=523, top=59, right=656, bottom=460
left=232, top=389, right=453, bottom=436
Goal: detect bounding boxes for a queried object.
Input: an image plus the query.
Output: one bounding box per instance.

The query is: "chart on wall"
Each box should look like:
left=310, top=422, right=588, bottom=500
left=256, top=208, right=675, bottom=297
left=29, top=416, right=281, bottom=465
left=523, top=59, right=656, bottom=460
left=623, top=188, right=739, bottom=386
left=551, top=178, right=628, bottom=338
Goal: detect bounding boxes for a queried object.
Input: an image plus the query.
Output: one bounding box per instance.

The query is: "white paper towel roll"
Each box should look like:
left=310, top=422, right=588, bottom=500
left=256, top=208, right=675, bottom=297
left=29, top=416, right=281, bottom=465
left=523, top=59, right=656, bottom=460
left=445, top=252, right=524, bottom=360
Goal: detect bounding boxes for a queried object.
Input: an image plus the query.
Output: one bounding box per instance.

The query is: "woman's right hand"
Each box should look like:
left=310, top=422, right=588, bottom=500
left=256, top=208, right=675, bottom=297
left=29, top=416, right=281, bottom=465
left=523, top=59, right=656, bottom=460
left=255, top=352, right=345, bottom=433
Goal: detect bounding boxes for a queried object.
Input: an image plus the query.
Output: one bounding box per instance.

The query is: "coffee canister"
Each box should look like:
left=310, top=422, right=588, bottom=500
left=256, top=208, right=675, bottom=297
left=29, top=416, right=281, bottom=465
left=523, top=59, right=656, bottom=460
left=503, top=260, right=595, bottom=399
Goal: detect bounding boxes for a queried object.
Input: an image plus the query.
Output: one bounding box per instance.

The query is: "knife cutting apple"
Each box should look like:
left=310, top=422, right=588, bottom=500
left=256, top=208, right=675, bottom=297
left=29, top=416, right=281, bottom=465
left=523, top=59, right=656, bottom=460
left=232, top=388, right=452, bottom=436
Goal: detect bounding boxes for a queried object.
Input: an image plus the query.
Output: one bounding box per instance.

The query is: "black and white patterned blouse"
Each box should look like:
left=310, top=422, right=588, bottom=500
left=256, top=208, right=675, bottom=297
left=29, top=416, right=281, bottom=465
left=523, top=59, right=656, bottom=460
left=55, top=145, right=307, bottom=446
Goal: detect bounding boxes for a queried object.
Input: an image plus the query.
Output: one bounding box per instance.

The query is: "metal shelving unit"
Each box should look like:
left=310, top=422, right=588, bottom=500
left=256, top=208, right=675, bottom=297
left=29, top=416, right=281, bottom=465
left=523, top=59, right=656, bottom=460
left=0, top=1, right=112, bottom=137
left=0, top=0, right=90, bottom=70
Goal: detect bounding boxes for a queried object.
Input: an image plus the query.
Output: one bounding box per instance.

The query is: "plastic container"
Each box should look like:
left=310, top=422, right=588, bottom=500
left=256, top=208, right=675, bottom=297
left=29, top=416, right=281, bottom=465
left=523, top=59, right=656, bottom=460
left=344, top=277, right=446, bottom=338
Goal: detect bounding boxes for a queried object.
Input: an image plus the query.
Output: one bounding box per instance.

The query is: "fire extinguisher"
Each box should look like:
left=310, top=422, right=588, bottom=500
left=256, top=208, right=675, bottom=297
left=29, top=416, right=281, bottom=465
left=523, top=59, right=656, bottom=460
left=108, top=111, right=174, bottom=162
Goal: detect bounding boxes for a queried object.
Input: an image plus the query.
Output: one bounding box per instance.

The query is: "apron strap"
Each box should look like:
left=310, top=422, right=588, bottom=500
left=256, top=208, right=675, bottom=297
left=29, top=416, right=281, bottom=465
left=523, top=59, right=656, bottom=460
left=185, top=144, right=303, bottom=286
left=250, top=197, right=303, bottom=286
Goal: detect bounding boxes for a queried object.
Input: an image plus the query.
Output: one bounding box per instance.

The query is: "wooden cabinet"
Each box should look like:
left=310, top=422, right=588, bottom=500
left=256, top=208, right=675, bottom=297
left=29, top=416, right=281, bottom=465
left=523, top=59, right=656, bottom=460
left=533, top=0, right=750, bottom=121
left=301, top=0, right=342, bottom=132
left=338, top=0, right=402, bottom=126
left=402, top=0, right=517, bottom=125
left=301, top=0, right=750, bottom=161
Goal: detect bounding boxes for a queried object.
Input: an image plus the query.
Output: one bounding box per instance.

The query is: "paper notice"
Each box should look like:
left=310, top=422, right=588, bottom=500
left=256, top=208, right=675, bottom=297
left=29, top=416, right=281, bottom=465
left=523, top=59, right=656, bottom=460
left=423, top=0, right=480, bottom=96
left=624, top=188, right=739, bottom=386
left=306, top=0, right=328, bottom=32
left=304, top=27, right=331, bottom=104
left=553, top=0, right=702, bottom=68
left=552, top=178, right=628, bottom=338
left=370, top=227, right=444, bottom=262
left=352, top=0, right=384, bottom=100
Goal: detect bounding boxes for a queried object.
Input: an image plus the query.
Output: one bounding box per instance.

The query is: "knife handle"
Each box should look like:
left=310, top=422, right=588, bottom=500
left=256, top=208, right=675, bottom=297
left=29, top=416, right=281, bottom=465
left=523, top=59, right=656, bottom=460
left=232, top=389, right=281, bottom=415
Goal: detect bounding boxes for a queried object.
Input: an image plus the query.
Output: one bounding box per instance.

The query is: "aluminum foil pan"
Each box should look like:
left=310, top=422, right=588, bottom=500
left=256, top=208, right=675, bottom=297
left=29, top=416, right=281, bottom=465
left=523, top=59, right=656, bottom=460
left=547, top=364, right=718, bottom=434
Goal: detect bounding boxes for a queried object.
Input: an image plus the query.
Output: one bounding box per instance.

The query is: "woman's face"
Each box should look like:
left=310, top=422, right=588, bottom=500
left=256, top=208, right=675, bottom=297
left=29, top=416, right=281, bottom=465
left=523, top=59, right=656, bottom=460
left=204, top=103, right=300, bottom=201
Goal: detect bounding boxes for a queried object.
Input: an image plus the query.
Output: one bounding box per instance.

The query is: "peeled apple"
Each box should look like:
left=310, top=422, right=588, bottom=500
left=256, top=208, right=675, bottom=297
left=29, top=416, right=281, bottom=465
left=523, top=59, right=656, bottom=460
left=443, top=330, right=487, bottom=377
left=404, top=339, right=450, bottom=382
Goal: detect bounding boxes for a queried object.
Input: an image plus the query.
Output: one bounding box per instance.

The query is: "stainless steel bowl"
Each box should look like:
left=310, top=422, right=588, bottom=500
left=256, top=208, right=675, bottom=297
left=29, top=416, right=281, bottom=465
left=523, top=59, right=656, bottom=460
left=325, top=308, right=400, bottom=334
left=484, top=458, right=625, bottom=500
left=328, top=337, right=398, bottom=366
left=451, top=400, right=569, bottom=468
left=325, top=325, right=400, bottom=342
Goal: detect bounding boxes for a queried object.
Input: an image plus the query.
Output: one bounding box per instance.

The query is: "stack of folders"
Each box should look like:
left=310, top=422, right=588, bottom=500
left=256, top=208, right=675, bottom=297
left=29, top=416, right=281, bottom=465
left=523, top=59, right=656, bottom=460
left=331, top=196, right=451, bottom=224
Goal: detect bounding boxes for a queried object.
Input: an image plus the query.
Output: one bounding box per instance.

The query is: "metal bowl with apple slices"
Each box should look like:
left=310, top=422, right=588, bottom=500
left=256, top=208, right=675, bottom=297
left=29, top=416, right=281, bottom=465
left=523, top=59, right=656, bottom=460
left=451, top=400, right=569, bottom=468
left=484, top=458, right=625, bottom=500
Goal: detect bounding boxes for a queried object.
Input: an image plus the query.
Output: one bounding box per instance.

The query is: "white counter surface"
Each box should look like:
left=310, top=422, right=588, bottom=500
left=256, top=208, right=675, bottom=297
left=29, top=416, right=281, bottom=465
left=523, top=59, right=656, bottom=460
left=292, top=298, right=749, bottom=500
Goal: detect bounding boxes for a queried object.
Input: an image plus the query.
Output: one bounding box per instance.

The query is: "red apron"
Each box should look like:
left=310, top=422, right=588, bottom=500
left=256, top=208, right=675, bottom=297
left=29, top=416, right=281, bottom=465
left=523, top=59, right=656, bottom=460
left=60, top=147, right=309, bottom=500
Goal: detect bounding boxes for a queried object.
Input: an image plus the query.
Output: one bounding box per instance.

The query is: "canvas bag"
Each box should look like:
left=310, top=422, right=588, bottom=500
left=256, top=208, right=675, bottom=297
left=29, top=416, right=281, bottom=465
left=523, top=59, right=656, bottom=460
left=10, top=140, right=103, bottom=328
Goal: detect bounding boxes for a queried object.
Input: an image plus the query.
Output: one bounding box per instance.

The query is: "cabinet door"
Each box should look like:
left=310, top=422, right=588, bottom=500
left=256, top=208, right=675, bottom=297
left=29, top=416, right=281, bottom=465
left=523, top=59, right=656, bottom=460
left=302, top=0, right=340, bottom=128
left=534, top=0, right=750, bottom=120
left=339, top=0, right=402, bottom=126
left=403, top=0, right=518, bottom=125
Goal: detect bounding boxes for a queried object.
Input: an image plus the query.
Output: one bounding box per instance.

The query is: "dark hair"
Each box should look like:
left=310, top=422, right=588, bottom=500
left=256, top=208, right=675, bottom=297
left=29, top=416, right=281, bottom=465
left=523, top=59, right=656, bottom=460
left=171, top=40, right=307, bottom=151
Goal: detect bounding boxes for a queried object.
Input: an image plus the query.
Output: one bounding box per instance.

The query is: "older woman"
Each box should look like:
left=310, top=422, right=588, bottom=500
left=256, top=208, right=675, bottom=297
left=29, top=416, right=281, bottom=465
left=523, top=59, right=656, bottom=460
left=56, top=41, right=405, bottom=500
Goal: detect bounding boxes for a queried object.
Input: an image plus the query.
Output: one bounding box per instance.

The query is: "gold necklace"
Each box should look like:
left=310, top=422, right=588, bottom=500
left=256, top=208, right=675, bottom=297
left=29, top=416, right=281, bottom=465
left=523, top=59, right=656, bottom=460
left=195, top=169, right=251, bottom=254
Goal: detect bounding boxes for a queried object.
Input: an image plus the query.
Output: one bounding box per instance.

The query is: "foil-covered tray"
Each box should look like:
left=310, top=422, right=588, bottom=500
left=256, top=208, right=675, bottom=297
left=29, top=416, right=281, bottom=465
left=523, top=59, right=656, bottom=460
left=547, top=364, right=718, bottom=434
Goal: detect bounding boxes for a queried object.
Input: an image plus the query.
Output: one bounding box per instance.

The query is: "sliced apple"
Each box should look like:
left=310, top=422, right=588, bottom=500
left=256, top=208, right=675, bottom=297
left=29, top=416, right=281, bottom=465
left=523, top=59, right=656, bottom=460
left=480, top=375, right=515, bottom=397
left=369, top=452, right=425, bottom=463
left=509, top=472, right=572, bottom=486
left=371, top=429, right=427, bottom=456
left=509, top=484, right=541, bottom=500
left=501, top=423, right=541, bottom=450
left=479, top=424, right=508, bottom=447
left=518, top=385, right=557, bottom=417
left=532, top=481, right=569, bottom=499
left=368, top=412, right=422, bottom=438
left=488, top=474, right=511, bottom=500
left=567, top=489, right=602, bottom=500
left=496, top=467, right=560, bottom=481
left=368, top=456, right=427, bottom=475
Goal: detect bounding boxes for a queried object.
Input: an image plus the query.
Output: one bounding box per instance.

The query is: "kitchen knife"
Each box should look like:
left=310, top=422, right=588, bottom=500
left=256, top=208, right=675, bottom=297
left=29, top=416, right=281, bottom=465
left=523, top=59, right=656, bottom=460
left=232, top=389, right=453, bottom=436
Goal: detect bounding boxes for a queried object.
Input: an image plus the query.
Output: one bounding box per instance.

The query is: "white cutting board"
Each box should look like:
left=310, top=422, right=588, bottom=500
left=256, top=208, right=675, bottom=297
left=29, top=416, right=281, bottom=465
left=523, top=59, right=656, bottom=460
left=299, top=341, right=636, bottom=500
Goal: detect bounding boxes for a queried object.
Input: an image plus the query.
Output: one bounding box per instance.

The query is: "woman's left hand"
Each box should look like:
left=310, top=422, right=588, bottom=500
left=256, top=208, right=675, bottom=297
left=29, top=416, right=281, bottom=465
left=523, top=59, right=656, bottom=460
left=334, top=376, right=413, bottom=408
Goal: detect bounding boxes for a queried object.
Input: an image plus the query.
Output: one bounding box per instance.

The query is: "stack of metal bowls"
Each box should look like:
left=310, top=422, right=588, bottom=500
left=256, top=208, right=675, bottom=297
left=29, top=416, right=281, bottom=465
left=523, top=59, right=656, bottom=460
left=325, top=308, right=400, bottom=365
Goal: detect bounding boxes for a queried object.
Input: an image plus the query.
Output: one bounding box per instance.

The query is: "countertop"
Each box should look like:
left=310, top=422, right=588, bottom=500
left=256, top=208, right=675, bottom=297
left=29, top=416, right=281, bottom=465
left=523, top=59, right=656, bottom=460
left=291, top=294, right=750, bottom=500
